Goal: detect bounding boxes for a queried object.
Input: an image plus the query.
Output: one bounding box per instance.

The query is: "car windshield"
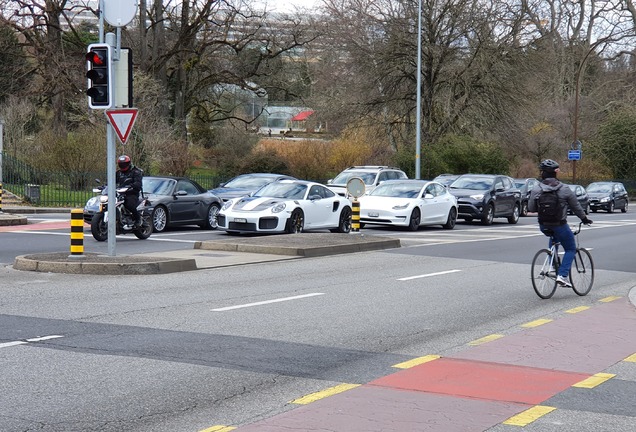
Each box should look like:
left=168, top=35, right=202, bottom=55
left=143, top=178, right=176, bottom=195
left=332, top=172, right=376, bottom=185
left=224, top=175, right=277, bottom=189
left=370, top=183, right=421, bottom=198
left=434, top=176, right=458, bottom=186
left=587, top=183, right=611, bottom=193
left=254, top=182, right=307, bottom=199
left=450, top=177, right=493, bottom=190
left=514, top=181, right=526, bottom=189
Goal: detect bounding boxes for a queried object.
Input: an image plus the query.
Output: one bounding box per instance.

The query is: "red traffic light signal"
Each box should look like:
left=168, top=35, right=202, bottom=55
left=86, top=43, right=112, bottom=109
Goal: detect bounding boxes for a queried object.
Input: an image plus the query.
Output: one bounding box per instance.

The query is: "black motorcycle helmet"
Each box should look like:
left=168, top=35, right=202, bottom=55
left=539, top=159, right=559, bottom=179
left=118, top=155, right=131, bottom=172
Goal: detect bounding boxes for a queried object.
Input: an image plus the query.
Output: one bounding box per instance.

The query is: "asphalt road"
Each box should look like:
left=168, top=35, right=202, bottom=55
left=1, top=211, right=635, bottom=431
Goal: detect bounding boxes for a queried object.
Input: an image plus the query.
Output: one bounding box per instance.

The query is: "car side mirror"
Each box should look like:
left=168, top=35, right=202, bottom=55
left=219, top=182, right=226, bottom=188
left=495, top=187, right=505, bottom=193
left=327, top=179, right=333, bottom=184
left=424, top=193, right=434, bottom=199
left=176, top=190, right=188, bottom=196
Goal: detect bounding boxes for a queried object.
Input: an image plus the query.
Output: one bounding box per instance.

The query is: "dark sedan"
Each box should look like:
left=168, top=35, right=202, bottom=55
left=84, top=176, right=223, bottom=232
left=209, top=173, right=295, bottom=202
left=514, top=177, right=539, bottom=216
left=586, top=181, right=629, bottom=213
left=566, top=184, right=589, bottom=215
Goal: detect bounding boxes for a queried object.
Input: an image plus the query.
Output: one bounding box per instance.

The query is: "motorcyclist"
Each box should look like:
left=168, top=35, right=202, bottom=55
left=115, top=155, right=144, bottom=227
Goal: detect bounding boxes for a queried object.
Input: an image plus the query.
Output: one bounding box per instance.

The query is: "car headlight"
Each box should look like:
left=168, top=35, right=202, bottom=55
left=469, top=194, right=484, bottom=200
left=392, top=203, right=410, bottom=210
left=600, top=197, right=610, bottom=203
left=222, top=200, right=234, bottom=211
left=272, top=202, right=286, bottom=213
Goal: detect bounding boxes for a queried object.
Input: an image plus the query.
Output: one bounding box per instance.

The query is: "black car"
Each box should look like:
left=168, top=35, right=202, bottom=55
left=84, top=176, right=223, bottom=232
left=586, top=181, right=629, bottom=213
left=448, top=174, right=522, bottom=225
left=514, top=177, right=539, bottom=216
left=208, top=173, right=296, bottom=202
left=566, top=184, right=589, bottom=215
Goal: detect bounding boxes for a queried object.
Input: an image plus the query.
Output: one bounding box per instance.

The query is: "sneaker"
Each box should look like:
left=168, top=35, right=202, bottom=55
left=556, top=275, right=572, bottom=287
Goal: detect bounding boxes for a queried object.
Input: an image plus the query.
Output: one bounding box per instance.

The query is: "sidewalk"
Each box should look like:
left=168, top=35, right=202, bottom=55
left=225, top=293, right=636, bottom=431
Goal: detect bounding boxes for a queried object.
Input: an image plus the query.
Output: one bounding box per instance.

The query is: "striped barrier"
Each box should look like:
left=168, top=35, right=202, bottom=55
left=351, top=199, right=360, bottom=233
left=70, top=209, right=85, bottom=258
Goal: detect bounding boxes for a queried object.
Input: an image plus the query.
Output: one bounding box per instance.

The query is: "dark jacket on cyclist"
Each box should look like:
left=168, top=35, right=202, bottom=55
left=528, top=178, right=586, bottom=226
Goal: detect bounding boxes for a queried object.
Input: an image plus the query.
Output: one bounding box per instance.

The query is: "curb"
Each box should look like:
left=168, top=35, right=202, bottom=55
left=195, top=233, right=401, bottom=257
left=13, top=253, right=197, bottom=275
left=0, top=213, right=28, bottom=226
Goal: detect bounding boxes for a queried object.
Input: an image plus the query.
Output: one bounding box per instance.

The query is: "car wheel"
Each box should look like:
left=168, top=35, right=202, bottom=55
left=443, top=207, right=457, bottom=230
left=285, top=209, right=304, bottom=234
left=481, top=204, right=494, bottom=225
left=508, top=204, right=520, bottom=224
left=521, top=201, right=529, bottom=217
left=407, top=208, right=421, bottom=231
left=622, top=201, right=628, bottom=213
left=152, top=205, right=168, bottom=232
left=331, top=206, right=352, bottom=233
left=201, top=203, right=220, bottom=230
left=608, top=201, right=614, bottom=213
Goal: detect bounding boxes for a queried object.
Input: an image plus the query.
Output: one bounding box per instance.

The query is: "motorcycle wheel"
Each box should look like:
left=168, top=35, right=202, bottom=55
left=133, top=215, right=153, bottom=240
left=91, top=213, right=108, bottom=242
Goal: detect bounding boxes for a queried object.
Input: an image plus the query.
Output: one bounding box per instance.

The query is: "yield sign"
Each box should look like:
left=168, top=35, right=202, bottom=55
left=105, top=109, right=138, bottom=144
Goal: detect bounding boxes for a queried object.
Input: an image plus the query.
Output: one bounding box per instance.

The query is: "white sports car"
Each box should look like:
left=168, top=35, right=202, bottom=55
left=218, top=179, right=352, bottom=234
left=358, top=180, right=458, bottom=230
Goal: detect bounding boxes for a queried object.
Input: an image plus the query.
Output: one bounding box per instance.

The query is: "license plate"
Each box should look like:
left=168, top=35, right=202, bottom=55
left=234, top=218, right=247, bottom=223
left=368, top=212, right=379, bottom=218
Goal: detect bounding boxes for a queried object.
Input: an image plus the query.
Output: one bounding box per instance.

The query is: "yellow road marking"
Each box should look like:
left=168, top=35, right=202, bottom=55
left=599, top=296, right=621, bottom=303
left=624, top=353, right=636, bottom=362
left=468, top=334, right=504, bottom=346
left=521, top=319, right=553, bottom=328
left=199, top=426, right=236, bottom=432
left=393, top=355, right=440, bottom=369
left=503, top=405, right=556, bottom=426
left=291, top=383, right=360, bottom=405
left=566, top=306, right=590, bottom=314
left=573, top=373, right=616, bottom=388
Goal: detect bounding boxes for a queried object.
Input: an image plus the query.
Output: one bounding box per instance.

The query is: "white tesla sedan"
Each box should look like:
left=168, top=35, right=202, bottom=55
left=217, top=179, right=352, bottom=234
left=358, top=180, right=458, bottom=230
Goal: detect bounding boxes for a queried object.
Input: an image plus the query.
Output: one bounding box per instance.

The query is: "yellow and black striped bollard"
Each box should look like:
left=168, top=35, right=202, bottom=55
left=69, top=209, right=85, bottom=258
left=351, top=199, right=360, bottom=233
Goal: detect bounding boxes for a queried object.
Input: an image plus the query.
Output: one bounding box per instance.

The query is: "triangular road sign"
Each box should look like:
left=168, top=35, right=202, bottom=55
left=105, top=109, right=138, bottom=144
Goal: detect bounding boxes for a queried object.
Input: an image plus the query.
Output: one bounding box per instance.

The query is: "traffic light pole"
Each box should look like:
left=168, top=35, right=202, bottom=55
left=106, top=32, right=117, bottom=256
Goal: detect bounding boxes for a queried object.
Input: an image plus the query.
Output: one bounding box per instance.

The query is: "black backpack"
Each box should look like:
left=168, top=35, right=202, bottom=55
left=537, top=187, right=562, bottom=223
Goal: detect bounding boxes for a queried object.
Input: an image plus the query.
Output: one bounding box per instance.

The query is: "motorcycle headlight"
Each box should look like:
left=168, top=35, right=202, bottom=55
left=392, top=203, right=409, bottom=210
left=222, top=200, right=233, bottom=211
left=86, top=197, right=98, bottom=207
left=469, top=194, right=484, bottom=200
left=600, top=197, right=610, bottom=203
left=99, top=195, right=108, bottom=203
left=272, top=203, right=286, bottom=213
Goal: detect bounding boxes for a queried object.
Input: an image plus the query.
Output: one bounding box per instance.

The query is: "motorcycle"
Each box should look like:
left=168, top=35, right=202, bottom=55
left=90, top=180, right=154, bottom=241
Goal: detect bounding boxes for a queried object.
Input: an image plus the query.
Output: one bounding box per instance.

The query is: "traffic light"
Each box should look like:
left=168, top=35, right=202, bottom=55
left=86, top=43, right=112, bottom=109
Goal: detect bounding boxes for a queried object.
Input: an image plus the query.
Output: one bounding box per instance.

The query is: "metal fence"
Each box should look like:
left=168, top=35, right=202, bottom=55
left=0, top=152, right=223, bottom=207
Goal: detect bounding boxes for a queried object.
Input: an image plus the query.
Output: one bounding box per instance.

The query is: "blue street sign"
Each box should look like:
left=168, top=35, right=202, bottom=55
left=568, top=149, right=581, bottom=161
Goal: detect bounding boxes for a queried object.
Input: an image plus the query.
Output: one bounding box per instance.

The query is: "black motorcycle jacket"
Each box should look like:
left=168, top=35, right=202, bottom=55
left=116, top=165, right=143, bottom=196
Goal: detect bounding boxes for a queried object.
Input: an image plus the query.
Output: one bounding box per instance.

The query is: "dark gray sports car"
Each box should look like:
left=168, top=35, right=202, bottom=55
left=84, top=176, right=223, bottom=232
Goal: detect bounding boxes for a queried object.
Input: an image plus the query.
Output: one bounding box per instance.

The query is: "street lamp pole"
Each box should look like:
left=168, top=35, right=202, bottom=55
left=415, top=0, right=422, bottom=179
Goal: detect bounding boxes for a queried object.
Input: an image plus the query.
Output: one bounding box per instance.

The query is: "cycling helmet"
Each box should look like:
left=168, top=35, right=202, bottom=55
left=539, top=159, right=559, bottom=170
left=118, top=155, right=131, bottom=172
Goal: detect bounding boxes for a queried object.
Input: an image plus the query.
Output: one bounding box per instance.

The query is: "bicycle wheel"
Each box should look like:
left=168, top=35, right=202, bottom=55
left=570, top=248, right=594, bottom=296
left=531, top=249, right=558, bottom=299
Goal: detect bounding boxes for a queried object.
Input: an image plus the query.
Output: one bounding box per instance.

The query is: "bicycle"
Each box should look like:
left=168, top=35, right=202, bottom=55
left=531, top=222, right=594, bottom=299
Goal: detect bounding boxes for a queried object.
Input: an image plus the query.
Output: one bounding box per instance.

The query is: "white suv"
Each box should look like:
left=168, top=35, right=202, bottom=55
left=327, top=166, right=408, bottom=197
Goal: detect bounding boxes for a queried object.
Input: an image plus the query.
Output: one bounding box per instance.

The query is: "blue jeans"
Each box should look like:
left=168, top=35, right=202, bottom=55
left=540, top=224, right=575, bottom=278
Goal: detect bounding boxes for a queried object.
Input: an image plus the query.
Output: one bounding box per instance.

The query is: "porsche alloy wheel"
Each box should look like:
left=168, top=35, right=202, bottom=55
left=286, top=209, right=304, bottom=234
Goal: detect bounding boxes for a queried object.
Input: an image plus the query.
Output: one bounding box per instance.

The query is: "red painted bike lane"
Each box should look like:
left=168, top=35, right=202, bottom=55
left=232, top=298, right=636, bottom=432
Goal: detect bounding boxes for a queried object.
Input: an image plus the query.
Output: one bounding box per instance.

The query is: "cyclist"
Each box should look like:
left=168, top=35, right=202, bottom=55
left=528, top=159, right=593, bottom=287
